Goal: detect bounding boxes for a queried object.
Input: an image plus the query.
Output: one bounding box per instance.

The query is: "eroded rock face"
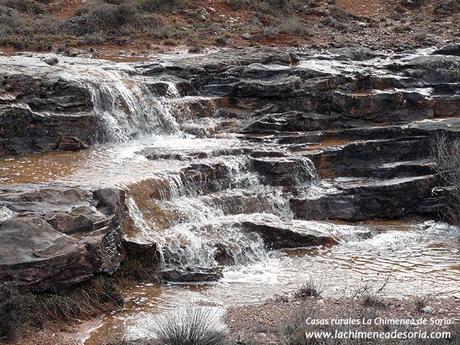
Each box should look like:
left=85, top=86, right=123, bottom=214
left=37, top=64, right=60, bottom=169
left=290, top=175, right=438, bottom=221
left=160, top=267, right=223, bottom=283
left=0, top=105, right=97, bottom=155
left=0, top=186, right=126, bottom=291
left=249, top=156, right=316, bottom=186
left=1, top=46, right=459, bottom=154
left=239, top=219, right=337, bottom=249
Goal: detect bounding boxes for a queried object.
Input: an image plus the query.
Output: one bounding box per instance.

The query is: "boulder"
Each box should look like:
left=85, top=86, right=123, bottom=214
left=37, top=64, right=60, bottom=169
left=433, top=44, right=460, bottom=56
left=250, top=156, right=317, bottom=186
left=240, top=219, right=337, bottom=249
left=290, top=175, right=438, bottom=221
left=0, top=105, right=97, bottom=155
left=0, top=187, right=126, bottom=291
left=307, top=136, right=432, bottom=178
left=160, top=267, right=223, bottom=283
left=57, top=135, right=89, bottom=151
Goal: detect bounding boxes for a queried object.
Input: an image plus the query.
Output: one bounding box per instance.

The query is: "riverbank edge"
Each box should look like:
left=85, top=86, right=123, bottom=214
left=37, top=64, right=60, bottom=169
left=225, top=296, right=460, bottom=344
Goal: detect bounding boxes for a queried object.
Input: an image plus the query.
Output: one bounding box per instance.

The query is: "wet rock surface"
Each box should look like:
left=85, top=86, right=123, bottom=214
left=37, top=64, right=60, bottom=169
left=0, top=186, right=126, bottom=291
left=0, top=44, right=459, bottom=290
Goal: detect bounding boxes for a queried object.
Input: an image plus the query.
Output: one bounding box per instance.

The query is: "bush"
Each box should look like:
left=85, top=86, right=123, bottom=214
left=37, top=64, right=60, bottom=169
left=431, top=134, right=460, bottom=225
left=153, top=305, right=228, bottom=345
left=137, top=0, right=187, bottom=12
left=0, top=0, right=44, bottom=14
left=86, top=3, right=137, bottom=31
left=226, top=0, right=291, bottom=12
left=294, top=280, right=323, bottom=299
left=0, top=278, right=123, bottom=340
left=0, top=283, right=35, bottom=339
left=277, top=17, right=313, bottom=36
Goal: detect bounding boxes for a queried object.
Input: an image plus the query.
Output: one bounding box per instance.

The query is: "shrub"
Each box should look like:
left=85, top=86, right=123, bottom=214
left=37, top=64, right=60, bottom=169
left=0, top=0, right=44, bottom=14
left=414, top=295, right=431, bottom=312
left=277, top=17, right=313, bottom=36
left=153, top=305, right=228, bottom=345
left=0, top=283, right=35, bottom=339
left=226, top=0, right=291, bottom=12
left=67, top=3, right=138, bottom=35
left=431, top=134, right=460, bottom=225
left=86, top=3, right=137, bottom=31
left=137, top=0, right=187, bottom=12
left=0, top=277, right=123, bottom=340
left=294, top=280, right=323, bottom=299
left=362, top=293, right=387, bottom=309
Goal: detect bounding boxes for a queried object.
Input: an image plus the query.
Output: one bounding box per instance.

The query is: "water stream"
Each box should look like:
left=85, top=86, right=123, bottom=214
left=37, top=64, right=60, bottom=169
left=0, top=51, right=459, bottom=344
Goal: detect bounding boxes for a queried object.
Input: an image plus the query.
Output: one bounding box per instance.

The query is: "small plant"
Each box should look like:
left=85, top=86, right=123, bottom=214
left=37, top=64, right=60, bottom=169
left=153, top=305, right=228, bottom=345
left=294, top=279, right=323, bottom=299
left=393, top=25, right=410, bottom=33
left=353, top=276, right=391, bottom=310
left=414, top=295, right=431, bottom=312
left=431, top=134, right=460, bottom=225
left=0, top=0, right=44, bottom=14
left=0, top=277, right=124, bottom=340
left=362, top=293, right=386, bottom=309
left=137, top=0, right=187, bottom=13
left=277, top=17, right=313, bottom=36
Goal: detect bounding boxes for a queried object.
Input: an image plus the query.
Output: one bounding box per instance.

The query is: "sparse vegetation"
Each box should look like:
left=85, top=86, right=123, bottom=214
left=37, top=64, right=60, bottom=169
left=137, top=0, right=188, bottom=12
left=0, top=277, right=123, bottom=340
left=0, top=0, right=456, bottom=50
left=431, top=134, right=460, bottom=225
left=277, top=17, right=314, bottom=36
left=0, top=0, right=188, bottom=49
left=153, top=305, right=229, bottom=345
left=414, top=295, right=431, bottom=312
left=294, top=279, right=324, bottom=299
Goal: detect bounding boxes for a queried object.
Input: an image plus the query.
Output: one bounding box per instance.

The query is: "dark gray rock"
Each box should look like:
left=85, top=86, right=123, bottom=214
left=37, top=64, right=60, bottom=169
left=290, top=175, right=438, bottom=221
left=0, top=105, right=97, bottom=155
left=250, top=156, right=317, bottom=186
left=433, top=44, right=460, bottom=56
left=0, top=186, right=126, bottom=291
left=160, top=267, right=223, bottom=282
left=240, top=219, right=337, bottom=249
left=307, top=136, right=432, bottom=178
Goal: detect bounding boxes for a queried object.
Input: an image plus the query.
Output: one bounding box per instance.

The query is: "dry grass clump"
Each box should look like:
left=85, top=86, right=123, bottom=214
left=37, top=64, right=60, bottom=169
left=153, top=305, right=229, bottom=345
left=294, top=279, right=324, bottom=299
left=431, top=134, right=460, bottom=225
left=0, top=277, right=123, bottom=340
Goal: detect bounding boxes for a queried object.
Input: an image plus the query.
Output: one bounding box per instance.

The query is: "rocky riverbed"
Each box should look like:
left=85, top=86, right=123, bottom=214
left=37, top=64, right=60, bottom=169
left=0, top=45, right=459, bottom=343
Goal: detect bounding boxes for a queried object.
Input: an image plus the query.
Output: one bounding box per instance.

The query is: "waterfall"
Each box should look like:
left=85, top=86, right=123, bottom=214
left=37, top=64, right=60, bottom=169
left=124, top=155, right=302, bottom=272
left=59, top=63, right=183, bottom=141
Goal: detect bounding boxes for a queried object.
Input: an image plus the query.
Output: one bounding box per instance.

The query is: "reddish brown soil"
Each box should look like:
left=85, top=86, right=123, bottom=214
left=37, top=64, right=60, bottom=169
left=336, top=0, right=390, bottom=17
left=226, top=297, right=460, bottom=344
left=1, top=0, right=458, bottom=54
left=48, top=0, right=83, bottom=18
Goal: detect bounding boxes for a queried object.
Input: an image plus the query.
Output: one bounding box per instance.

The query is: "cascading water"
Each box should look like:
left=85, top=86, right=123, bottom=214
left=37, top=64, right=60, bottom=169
left=2, top=51, right=459, bottom=345
left=125, top=155, right=300, bottom=272
left=59, top=66, right=183, bottom=141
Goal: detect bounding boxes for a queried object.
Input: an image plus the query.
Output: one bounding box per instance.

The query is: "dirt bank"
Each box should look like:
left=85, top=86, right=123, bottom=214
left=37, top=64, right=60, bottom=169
left=0, top=0, right=458, bottom=53
left=226, top=296, right=460, bottom=344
